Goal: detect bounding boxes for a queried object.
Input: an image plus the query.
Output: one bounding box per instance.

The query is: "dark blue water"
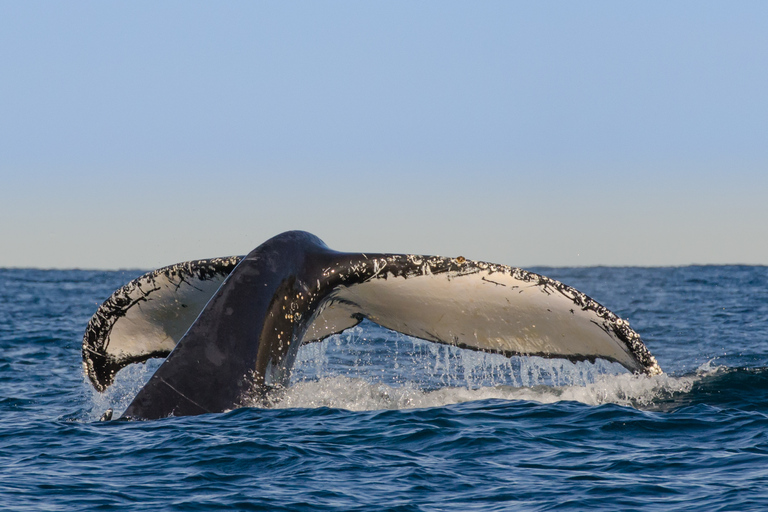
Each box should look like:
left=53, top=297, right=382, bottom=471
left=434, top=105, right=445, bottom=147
left=2, top=266, right=768, bottom=511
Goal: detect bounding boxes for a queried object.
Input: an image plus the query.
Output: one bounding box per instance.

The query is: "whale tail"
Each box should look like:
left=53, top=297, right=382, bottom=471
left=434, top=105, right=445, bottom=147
left=82, top=231, right=661, bottom=419
left=82, top=256, right=242, bottom=391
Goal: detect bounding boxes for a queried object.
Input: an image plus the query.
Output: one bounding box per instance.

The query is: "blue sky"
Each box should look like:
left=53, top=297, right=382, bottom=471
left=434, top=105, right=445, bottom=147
left=1, top=1, right=766, bottom=269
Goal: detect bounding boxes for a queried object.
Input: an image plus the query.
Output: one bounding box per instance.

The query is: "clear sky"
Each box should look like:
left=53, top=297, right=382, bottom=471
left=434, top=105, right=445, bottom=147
left=1, top=1, right=766, bottom=269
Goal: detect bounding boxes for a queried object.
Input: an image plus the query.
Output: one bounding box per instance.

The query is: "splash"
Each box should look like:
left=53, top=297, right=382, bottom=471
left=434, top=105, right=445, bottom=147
left=291, top=324, right=629, bottom=389
left=277, top=326, right=709, bottom=411
left=274, top=371, right=703, bottom=412
left=83, top=359, right=163, bottom=421
left=83, top=325, right=719, bottom=418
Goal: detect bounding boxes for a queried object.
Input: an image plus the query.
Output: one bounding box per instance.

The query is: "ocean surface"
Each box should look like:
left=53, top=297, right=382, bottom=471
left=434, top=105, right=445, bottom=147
left=1, top=265, right=768, bottom=511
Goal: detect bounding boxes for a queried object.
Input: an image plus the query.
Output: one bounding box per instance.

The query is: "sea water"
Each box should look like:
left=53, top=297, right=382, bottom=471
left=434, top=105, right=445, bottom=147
left=1, top=266, right=767, bottom=510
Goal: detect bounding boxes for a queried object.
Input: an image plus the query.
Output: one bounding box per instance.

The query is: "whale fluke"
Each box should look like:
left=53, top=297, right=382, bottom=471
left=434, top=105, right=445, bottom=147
left=82, top=256, right=242, bottom=391
left=82, top=231, right=662, bottom=419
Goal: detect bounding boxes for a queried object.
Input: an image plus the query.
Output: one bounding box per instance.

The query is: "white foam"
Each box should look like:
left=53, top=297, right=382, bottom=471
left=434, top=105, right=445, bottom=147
left=273, top=371, right=702, bottom=411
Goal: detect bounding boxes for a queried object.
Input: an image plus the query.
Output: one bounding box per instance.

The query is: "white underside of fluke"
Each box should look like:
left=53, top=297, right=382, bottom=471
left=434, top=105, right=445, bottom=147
left=304, top=267, right=642, bottom=372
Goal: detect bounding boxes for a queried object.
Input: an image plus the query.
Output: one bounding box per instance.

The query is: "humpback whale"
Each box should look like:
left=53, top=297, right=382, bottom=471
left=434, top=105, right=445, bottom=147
left=82, top=231, right=662, bottom=420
